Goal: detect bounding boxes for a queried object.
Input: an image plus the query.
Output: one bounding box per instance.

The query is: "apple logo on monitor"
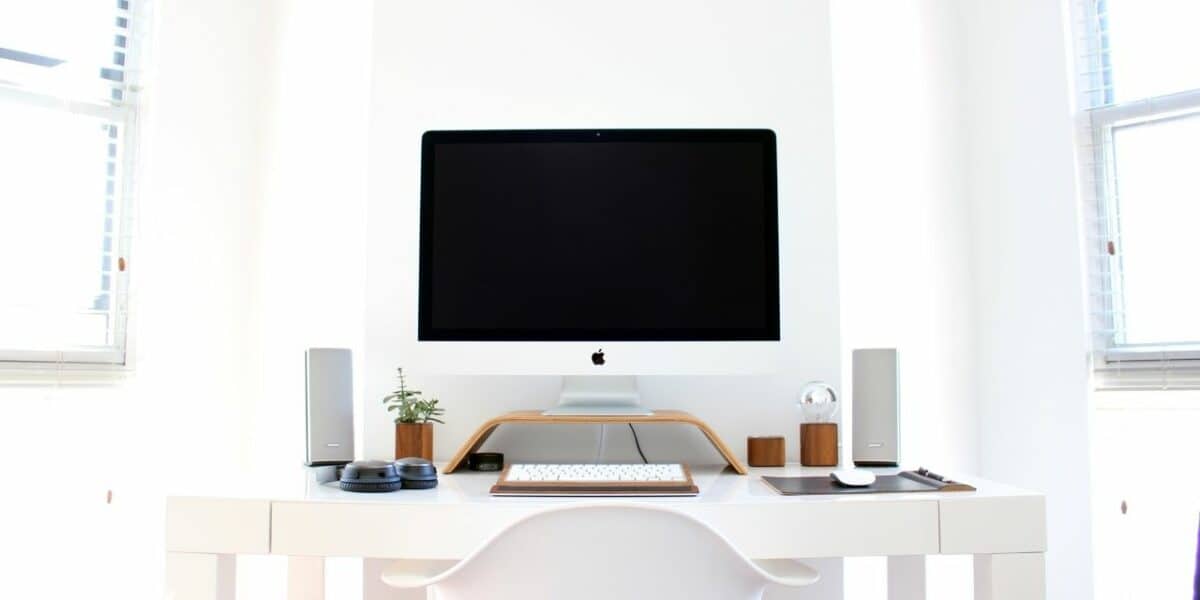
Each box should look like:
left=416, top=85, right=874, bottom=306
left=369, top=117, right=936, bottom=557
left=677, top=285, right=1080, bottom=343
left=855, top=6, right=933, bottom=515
left=591, top=348, right=605, bottom=366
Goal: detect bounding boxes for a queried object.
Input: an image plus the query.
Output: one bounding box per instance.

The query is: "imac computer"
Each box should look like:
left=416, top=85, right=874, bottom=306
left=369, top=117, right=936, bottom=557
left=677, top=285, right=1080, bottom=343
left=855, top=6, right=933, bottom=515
left=417, top=129, right=781, bottom=415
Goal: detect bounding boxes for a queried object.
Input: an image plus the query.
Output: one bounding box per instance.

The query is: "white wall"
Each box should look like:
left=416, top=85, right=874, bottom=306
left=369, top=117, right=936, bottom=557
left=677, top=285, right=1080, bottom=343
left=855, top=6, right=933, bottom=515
left=831, top=1, right=977, bottom=475
left=253, top=0, right=374, bottom=479
left=0, top=1, right=1102, bottom=597
left=362, top=0, right=842, bottom=470
left=961, top=1, right=1095, bottom=598
left=132, top=0, right=281, bottom=478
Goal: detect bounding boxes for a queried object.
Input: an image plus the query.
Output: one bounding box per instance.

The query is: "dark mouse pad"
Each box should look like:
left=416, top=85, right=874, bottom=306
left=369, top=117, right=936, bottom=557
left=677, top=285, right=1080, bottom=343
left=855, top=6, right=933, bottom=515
left=761, top=475, right=941, bottom=496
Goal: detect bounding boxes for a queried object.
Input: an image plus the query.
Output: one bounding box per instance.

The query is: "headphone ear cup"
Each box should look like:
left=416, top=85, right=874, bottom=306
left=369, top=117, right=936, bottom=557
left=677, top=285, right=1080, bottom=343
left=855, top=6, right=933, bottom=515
left=339, top=480, right=404, bottom=493
left=401, top=479, right=437, bottom=490
left=339, top=460, right=405, bottom=492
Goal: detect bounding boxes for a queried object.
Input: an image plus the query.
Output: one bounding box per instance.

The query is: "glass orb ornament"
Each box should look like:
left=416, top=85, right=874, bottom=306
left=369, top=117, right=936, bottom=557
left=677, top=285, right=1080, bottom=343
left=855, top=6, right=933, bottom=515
left=797, top=381, right=839, bottom=423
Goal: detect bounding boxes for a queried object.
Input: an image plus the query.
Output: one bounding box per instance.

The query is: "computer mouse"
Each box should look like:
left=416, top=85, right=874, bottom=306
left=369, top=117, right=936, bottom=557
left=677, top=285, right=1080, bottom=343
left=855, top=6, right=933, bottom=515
left=830, top=469, right=876, bottom=487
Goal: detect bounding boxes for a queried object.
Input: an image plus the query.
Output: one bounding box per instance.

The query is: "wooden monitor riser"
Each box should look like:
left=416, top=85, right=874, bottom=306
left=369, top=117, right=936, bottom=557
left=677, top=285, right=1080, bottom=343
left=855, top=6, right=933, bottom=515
left=444, top=410, right=749, bottom=475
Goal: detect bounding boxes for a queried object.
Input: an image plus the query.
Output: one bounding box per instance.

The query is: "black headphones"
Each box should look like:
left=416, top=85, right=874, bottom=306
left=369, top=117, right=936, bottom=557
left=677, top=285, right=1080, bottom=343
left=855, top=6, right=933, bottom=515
left=338, top=458, right=438, bottom=492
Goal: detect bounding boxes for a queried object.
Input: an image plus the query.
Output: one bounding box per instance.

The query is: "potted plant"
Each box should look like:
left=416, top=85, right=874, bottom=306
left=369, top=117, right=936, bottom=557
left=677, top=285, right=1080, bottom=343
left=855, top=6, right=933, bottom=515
left=382, top=368, right=444, bottom=460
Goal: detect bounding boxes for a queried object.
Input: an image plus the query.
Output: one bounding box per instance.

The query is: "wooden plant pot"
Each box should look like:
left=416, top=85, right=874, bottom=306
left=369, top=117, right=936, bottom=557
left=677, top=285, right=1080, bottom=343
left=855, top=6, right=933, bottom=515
left=800, top=423, right=838, bottom=467
left=395, top=422, right=434, bottom=460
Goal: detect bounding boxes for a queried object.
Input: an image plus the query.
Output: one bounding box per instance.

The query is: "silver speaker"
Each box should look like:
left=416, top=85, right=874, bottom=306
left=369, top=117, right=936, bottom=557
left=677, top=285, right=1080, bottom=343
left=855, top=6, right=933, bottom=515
left=305, top=348, right=355, bottom=466
left=852, top=348, right=900, bottom=467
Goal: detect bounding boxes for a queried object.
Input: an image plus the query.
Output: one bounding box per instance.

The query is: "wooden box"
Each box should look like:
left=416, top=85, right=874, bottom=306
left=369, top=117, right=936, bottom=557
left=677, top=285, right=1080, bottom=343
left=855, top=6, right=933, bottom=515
left=747, top=436, right=786, bottom=467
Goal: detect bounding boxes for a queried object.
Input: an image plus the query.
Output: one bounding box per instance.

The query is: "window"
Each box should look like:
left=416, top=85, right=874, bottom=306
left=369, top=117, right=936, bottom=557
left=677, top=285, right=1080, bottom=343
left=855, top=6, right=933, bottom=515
left=1078, top=4, right=1200, bottom=594
left=0, top=0, right=145, bottom=367
left=1077, top=0, right=1200, bottom=388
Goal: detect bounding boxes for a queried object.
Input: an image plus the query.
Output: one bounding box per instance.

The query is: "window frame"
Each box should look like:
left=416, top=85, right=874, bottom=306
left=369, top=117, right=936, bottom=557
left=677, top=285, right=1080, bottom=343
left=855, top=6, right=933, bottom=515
left=0, top=0, right=146, bottom=371
left=1090, top=90, right=1200, bottom=365
left=1078, top=0, right=1200, bottom=375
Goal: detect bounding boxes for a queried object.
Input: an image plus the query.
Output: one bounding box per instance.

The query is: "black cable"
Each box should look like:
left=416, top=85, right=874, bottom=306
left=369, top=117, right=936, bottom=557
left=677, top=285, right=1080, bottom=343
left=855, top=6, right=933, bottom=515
left=628, top=423, right=648, bottom=463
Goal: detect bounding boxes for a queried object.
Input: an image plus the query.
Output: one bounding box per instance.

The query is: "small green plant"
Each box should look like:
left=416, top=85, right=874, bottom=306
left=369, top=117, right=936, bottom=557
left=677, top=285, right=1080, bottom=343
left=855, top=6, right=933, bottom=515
left=382, top=368, right=445, bottom=424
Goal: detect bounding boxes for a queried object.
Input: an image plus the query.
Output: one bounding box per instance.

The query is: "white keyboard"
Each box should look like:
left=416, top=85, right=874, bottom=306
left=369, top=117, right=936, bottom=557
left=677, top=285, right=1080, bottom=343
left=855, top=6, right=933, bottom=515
left=492, top=463, right=698, bottom=496
left=506, top=463, right=688, bottom=483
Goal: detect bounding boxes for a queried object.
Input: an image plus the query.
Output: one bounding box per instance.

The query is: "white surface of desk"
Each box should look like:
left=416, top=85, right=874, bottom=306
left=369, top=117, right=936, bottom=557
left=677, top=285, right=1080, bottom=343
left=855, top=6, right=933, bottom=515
left=165, top=465, right=1046, bottom=600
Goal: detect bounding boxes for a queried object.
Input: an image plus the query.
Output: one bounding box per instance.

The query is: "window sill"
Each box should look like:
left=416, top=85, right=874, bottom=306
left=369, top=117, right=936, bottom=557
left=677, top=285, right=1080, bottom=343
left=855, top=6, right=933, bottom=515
left=0, top=360, right=132, bottom=386
left=1102, top=345, right=1200, bottom=365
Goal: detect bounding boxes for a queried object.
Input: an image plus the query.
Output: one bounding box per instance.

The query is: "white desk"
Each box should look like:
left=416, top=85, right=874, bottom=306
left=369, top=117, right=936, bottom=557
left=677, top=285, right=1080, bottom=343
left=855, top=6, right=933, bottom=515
left=164, top=465, right=1046, bottom=600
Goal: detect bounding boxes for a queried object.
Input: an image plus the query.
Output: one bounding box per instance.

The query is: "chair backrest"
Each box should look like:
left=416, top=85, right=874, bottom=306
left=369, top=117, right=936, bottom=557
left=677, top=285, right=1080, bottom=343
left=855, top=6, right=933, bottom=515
left=429, top=504, right=774, bottom=600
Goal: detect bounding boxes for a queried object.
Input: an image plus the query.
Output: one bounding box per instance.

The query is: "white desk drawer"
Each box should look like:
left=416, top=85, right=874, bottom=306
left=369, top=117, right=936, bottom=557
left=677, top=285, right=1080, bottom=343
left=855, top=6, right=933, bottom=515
left=272, top=501, right=536, bottom=559
left=271, top=499, right=940, bottom=559
left=939, top=495, right=1046, bottom=554
left=689, top=500, right=941, bottom=558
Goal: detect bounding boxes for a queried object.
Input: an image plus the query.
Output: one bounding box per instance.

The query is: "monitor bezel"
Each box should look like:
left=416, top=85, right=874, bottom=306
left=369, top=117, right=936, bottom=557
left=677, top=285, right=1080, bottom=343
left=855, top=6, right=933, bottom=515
left=418, top=128, right=781, bottom=342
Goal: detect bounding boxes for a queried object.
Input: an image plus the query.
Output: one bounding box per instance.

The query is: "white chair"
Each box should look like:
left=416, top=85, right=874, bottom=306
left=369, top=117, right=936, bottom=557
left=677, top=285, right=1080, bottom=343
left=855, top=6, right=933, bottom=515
left=381, top=504, right=819, bottom=600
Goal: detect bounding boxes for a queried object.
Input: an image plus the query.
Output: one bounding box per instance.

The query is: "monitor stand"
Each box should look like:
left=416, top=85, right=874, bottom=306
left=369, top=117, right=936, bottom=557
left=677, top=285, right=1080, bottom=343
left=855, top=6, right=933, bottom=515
left=542, top=376, right=654, bottom=416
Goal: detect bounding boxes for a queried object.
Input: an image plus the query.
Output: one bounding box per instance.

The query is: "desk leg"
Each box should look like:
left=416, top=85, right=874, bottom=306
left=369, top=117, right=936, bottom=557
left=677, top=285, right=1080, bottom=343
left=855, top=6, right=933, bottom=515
left=165, top=552, right=235, bottom=600
left=887, top=555, right=927, bottom=599
left=287, top=556, right=325, bottom=600
left=973, top=553, right=1045, bottom=600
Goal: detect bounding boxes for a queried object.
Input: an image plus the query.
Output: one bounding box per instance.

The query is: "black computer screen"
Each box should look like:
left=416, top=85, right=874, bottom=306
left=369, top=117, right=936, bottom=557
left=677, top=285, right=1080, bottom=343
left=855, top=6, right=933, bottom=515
left=418, top=129, right=779, bottom=341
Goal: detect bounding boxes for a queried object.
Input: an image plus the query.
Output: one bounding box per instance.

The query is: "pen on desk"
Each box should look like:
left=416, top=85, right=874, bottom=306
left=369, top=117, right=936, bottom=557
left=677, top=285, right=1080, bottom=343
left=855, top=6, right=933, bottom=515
left=916, top=467, right=946, bottom=482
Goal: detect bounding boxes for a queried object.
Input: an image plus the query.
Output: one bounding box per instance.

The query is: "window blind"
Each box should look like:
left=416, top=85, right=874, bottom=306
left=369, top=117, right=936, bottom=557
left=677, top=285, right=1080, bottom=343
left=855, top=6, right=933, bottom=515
left=1072, top=0, right=1200, bottom=390
left=0, top=0, right=149, bottom=369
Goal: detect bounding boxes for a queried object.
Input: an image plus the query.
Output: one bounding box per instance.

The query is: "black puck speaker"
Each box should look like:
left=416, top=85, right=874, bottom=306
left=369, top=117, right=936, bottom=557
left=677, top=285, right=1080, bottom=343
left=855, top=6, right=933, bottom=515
left=467, top=452, right=504, bottom=472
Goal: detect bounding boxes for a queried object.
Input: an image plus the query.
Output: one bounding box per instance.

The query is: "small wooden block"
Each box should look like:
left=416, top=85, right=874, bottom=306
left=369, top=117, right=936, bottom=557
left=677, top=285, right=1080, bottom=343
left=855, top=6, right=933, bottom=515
left=800, top=423, right=838, bottom=466
left=747, top=436, right=786, bottom=467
